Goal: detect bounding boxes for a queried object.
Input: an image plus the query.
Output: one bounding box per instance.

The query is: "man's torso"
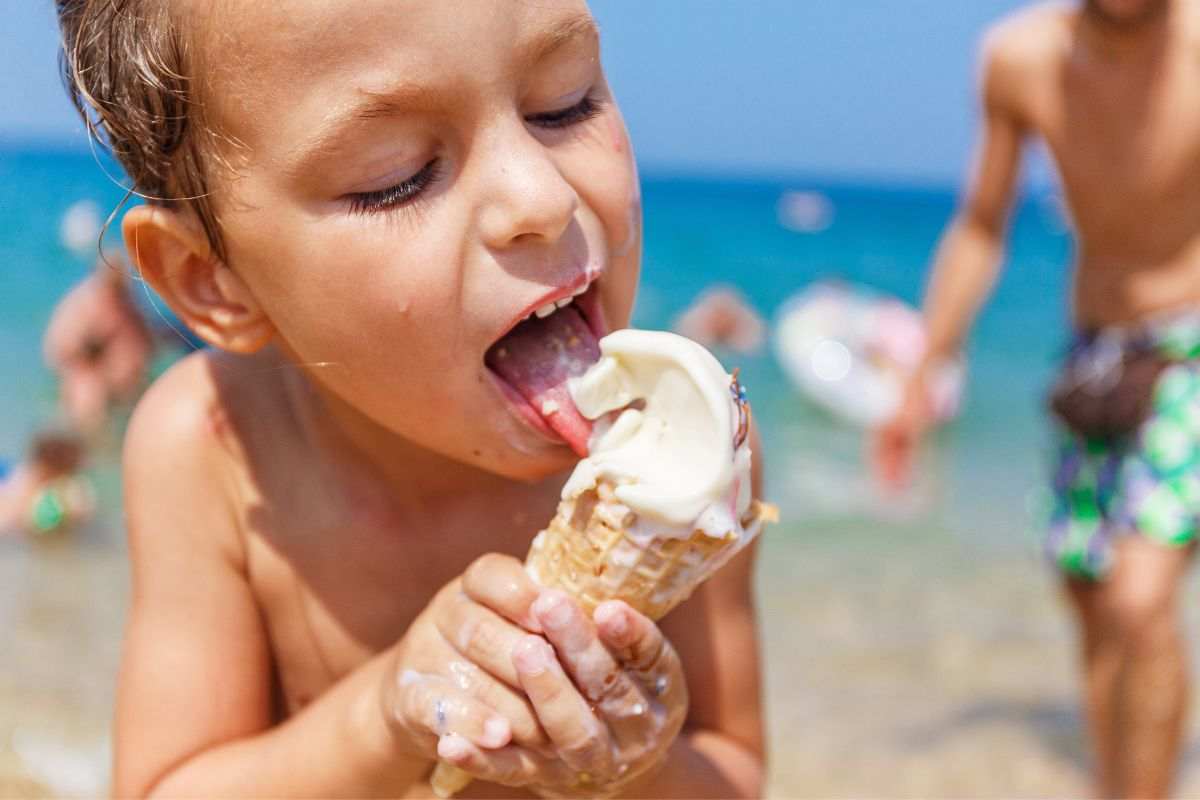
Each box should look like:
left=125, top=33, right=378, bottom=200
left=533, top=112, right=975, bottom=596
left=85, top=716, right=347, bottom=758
left=1000, top=2, right=1200, bottom=326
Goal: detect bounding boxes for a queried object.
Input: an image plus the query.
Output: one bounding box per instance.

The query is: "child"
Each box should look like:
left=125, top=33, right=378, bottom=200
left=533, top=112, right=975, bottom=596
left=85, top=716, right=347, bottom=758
left=0, top=430, right=93, bottom=536
left=58, top=1, right=765, bottom=796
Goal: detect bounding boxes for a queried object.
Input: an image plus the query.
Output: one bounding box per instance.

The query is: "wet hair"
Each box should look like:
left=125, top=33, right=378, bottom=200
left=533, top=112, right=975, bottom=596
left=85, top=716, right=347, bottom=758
left=56, top=0, right=230, bottom=262
left=28, top=432, right=85, bottom=476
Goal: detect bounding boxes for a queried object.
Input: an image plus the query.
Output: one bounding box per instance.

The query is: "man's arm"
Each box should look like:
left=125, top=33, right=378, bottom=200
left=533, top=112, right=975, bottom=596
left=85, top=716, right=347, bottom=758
left=920, top=33, right=1028, bottom=368
left=113, top=357, right=427, bottom=797
left=873, top=29, right=1030, bottom=486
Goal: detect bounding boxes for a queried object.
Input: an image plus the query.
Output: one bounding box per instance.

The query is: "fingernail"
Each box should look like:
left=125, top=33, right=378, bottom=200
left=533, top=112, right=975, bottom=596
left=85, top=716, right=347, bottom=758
left=595, top=602, right=629, bottom=642
left=438, top=732, right=470, bottom=761
left=513, top=636, right=552, bottom=676
left=533, top=590, right=573, bottom=630
left=483, top=716, right=511, bottom=748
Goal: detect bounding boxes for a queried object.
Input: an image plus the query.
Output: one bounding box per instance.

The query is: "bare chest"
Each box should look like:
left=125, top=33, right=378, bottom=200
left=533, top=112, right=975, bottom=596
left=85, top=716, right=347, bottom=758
left=1036, top=52, right=1200, bottom=222
left=238, top=472, right=560, bottom=714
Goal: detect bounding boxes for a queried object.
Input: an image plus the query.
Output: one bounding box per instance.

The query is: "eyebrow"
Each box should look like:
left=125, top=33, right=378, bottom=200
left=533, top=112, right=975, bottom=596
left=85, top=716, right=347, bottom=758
left=290, top=13, right=600, bottom=170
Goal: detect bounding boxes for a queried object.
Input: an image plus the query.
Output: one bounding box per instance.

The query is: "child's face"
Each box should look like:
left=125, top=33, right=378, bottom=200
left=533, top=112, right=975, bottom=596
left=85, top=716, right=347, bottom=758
left=201, top=0, right=640, bottom=479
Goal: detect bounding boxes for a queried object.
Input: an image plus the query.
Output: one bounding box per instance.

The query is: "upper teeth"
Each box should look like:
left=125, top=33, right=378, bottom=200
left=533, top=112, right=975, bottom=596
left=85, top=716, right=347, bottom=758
left=530, top=287, right=585, bottom=320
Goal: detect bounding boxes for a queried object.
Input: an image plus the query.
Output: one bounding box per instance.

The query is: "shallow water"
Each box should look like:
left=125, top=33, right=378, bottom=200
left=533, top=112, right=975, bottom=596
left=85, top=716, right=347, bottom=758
left=4, top=147, right=1200, bottom=797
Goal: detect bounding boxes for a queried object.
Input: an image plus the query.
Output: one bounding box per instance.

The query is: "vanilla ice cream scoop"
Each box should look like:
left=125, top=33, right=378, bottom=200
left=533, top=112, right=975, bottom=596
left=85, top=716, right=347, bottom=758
left=561, top=329, right=754, bottom=542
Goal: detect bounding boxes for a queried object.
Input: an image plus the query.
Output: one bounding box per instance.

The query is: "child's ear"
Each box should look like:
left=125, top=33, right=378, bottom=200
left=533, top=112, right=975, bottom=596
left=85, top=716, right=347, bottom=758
left=122, top=204, right=275, bottom=353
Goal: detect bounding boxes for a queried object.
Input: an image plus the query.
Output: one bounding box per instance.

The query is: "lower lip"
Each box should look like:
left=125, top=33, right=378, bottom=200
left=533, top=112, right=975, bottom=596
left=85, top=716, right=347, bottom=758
left=486, top=371, right=564, bottom=444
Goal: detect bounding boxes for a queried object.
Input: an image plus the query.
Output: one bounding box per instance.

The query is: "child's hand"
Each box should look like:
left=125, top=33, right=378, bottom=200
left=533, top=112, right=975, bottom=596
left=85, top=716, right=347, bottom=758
left=378, top=555, right=553, bottom=768
left=440, top=585, right=689, bottom=797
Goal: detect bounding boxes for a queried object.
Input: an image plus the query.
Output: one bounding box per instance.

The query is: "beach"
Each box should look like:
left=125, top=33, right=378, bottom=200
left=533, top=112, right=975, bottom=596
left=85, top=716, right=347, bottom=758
left=5, top=147, right=1199, bottom=797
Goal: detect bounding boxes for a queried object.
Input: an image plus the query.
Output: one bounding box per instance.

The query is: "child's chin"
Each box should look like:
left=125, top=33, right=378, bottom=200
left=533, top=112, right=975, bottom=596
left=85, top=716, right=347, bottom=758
left=479, top=444, right=578, bottom=484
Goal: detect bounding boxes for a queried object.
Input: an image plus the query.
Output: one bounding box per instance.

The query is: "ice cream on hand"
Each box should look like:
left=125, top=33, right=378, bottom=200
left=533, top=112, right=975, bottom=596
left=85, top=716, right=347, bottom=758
left=527, top=328, right=773, bottom=620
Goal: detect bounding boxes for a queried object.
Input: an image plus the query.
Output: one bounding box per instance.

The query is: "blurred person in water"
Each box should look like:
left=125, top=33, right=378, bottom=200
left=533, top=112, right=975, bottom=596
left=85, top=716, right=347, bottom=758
left=42, top=252, right=154, bottom=437
left=672, top=286, right=766, bottom=355
left=874, top=1, right=1200, bottom=796
left=0, top=431, right=94, bottom=536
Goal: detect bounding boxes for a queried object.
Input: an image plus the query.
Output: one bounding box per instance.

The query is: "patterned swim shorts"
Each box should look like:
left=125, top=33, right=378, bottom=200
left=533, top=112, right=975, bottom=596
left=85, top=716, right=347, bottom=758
left=1046, top=353, right=1200, bottom=580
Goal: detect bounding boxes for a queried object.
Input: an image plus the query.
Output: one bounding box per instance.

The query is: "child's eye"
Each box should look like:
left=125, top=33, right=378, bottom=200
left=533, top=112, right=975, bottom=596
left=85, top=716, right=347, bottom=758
left=346, top=159, right=441, bottom=215
left=526, top=93, right=604, bottom=130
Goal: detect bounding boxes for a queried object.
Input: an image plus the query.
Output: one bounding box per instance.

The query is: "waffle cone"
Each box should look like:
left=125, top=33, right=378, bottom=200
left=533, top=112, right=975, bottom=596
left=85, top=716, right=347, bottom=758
left=526, top=480, right=775, bottom=621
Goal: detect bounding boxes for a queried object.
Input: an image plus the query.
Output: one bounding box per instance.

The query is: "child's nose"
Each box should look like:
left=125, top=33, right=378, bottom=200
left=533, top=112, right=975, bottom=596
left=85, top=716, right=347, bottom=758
left=474, top=122, right=579, bottom=249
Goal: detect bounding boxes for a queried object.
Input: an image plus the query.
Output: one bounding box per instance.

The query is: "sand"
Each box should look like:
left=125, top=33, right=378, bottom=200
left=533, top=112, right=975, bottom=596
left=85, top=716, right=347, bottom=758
left=6, top=510, right=1200, bottom=798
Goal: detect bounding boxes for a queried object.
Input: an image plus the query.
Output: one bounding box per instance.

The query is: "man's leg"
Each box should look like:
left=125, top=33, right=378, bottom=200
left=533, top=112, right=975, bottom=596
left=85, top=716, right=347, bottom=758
left=1101, top=536, right=1192, bottom=798
left=1064, top=576, right=1123, bottom=797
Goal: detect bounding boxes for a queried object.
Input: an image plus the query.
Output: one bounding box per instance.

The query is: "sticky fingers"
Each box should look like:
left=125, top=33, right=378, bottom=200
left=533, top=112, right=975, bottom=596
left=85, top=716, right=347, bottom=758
left=532, top=590, right=647, bottom=717
left=436, top=735, right=577, bottom=789
left=462, top=554, right=542, bottom=633
left=389, top=676, right=512, bottom=753
left=594, top=601, right=685, bottom=703
left=436, top=589, right=529, bottom=688
left=512, top=636, right=615, bottom=776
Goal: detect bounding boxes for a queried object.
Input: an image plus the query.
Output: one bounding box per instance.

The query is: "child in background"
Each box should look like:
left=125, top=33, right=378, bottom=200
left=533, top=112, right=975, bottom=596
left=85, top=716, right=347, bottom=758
left=0, top=431, right=93, bottom=536
left=57, top=1, right=765, bottom=797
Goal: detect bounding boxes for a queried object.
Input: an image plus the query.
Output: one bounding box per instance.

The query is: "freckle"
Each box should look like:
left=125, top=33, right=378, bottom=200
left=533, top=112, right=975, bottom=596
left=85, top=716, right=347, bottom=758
left=472, top=449, right=482, bottom=457
left=603, top=673, right=616, bottom=686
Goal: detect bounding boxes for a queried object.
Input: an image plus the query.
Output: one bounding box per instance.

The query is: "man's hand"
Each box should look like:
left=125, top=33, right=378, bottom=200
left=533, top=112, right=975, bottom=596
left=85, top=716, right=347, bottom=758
left=872, top=373, right=934, bottom=490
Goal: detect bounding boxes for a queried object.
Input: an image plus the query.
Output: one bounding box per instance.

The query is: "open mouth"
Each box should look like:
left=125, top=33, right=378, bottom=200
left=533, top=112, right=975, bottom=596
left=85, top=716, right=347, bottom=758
left=485, top=275, right=607, bottom=456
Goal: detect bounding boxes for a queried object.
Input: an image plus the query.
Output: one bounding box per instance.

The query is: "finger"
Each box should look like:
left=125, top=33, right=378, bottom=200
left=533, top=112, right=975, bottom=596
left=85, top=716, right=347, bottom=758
left=437, top=588, right=532, bottom=688
left=533, top=590, right=646, bottom=716
left=439, top=658, right=547, bottom=748
left=395, top=677, right=512, bottom=751
left=594, top=601, right=683, bottom=703
left=513, top=636, right=614, bottom=775
left=436, top=733, right=577, bottom=789
left=462, top=553, right=543, bottom=632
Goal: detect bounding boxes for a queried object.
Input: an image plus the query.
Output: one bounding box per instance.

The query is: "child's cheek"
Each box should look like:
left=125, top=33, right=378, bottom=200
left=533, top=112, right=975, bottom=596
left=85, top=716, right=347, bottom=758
left=600, top=115, right=641, bottom=261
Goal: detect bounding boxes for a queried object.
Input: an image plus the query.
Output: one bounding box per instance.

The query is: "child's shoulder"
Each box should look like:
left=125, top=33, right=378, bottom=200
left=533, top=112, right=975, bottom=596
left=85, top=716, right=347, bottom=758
left=122, top=349, right=259, bottom=561
left=127, top=349, right=233, bottom=463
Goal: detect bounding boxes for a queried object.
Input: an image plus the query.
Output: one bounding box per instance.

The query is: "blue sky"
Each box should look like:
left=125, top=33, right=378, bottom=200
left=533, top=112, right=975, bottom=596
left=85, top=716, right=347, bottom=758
left=4, top=1, right=1040, bottom=187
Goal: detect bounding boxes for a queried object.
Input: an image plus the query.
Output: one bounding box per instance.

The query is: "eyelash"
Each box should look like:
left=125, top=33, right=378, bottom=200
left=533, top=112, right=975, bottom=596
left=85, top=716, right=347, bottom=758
left=347, top=159, right=443, bottom=216
left=346, top=92, right=603, bottom=215
left=526, top=92, right=604, bottom=130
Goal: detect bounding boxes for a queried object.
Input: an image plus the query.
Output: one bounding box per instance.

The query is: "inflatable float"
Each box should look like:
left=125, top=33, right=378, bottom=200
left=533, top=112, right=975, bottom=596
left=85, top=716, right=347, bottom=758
left=773, top=281, right=964, bottom=427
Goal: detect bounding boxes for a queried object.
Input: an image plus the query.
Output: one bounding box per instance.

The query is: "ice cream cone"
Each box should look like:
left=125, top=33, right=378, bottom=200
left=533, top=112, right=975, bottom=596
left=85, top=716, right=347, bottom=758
left=430, top=485, right=775, bottom=797
left=431, top=330, right=775, bottom=797
left=526, top=479, right=775, bottom=621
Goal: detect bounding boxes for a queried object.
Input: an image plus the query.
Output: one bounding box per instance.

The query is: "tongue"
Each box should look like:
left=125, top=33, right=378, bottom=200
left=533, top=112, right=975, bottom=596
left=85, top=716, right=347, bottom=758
left=486, top=304, right=599, bottom=456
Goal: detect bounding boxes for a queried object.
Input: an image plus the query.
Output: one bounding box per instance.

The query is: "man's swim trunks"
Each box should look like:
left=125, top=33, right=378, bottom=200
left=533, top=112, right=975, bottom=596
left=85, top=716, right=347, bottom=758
left=1046, top=311, right=1200, bottom=579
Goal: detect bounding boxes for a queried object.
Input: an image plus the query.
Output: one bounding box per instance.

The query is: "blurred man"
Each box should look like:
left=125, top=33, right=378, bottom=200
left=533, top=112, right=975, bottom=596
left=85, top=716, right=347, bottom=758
left=874, top=1, right=1200, bottom=795
left=42, top=256, right=153, bottom=436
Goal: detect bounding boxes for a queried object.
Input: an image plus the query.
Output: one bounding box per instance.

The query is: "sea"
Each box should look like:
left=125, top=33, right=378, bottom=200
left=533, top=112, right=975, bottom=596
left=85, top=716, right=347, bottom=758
left=6, top=145, right=1198, bottom=798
